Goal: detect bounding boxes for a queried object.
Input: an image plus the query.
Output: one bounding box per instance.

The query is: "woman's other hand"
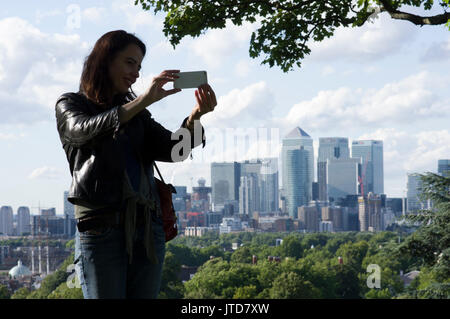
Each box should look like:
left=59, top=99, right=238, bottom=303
left=190, top=84, right=217, bottom=121
left=142, top=70, right=181, bottom=106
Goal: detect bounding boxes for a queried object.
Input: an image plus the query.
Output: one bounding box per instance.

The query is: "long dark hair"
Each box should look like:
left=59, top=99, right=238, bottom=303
left=79, top=30, right=146, bottom=107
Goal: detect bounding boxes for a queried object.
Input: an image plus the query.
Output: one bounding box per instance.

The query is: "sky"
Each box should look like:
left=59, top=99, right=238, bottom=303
left=0, top=0, right=449, bottom=215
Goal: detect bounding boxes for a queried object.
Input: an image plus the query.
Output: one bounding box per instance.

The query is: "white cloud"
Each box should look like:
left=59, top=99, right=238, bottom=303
left=189, top=20, right=257, bottom=68
left=35, top=9, right=63, bottom=24
left=309, top=13, right=418, bottom=62
left=0, top=132, right=22, bottom=141
left=0, top=17, right=89, bottom=124
left=82, top=7, right=107, bottom=22
left=234, top=59, right=253, bottom=78
left=132, top=73, right=157, bottom=96
left=421, top=36, right=450, bottom=62
left=28, top=166, right=64, bottom=180
left=201, top=81, right=275, bottom=129
left=148, top=40, right=176, bottom=58
left=281, top=71, right=448, bottom=132
left=111, top=0, right=163, bottom=31
left=407, top=130, right=450, bottom=173
left=321, top=66, right=335, bottom=76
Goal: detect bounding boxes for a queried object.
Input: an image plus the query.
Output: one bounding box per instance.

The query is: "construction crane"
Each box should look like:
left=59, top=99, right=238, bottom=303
left=30, top=203, right=50, bottom=276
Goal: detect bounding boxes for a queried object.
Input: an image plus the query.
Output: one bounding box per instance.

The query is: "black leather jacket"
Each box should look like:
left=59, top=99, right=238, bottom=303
left=55, top=92, right=205, bottom=209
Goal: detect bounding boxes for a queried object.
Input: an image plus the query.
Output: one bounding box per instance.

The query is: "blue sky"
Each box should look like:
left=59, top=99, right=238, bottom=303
left=0, top=0, right=449, bottom=215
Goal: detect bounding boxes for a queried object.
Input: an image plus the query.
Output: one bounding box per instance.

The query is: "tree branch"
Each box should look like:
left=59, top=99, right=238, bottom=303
left=379, top=0, right=450, bottom=25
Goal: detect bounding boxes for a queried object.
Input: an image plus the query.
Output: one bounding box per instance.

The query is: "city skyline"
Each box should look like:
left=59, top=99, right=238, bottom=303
left=0, top=1, right=449, bottom=214
left=0, top=136, right=448, bottom=216
left=0, top=154, right=445, bottom=240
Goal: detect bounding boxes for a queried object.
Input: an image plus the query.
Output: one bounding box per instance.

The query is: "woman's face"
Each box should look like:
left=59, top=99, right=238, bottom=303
left=108, top=43, right=144, bottom=96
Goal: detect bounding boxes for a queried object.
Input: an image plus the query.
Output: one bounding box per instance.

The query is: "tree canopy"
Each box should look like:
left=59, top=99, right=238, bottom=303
left=398, top=172, right=450, bottom=298
left=134, top=0, right=450, bottom=72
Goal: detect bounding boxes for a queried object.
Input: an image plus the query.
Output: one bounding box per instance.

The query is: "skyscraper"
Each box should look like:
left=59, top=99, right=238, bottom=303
left=358, top=192, right=382, bottom=232
left=284, top=148, right=309, bottom=218
left=240, top=160, right=262, bottom=214
left=239, top=175, right=259, bottom=216
left=211, top=162, right=241, bottom=211
left=317, top=137, right=350, bottom=201
left=0, top=206, right=14, bottom=236
left=64, top=191, right=74, bottom=218
left=352, top=140, right=384, bottom=195
left=282, top=127, right=314, bottom=218
left=260, top=158, right=279, bottom=213
left=327, top=158, right=360, bottom=201
left=407, top=173, right=428, bottom=213
left=17, top=206, right=31, bottom=236
left=438, top=159, right=450, bottom=177
left=173, top=186, right=188, bottom=212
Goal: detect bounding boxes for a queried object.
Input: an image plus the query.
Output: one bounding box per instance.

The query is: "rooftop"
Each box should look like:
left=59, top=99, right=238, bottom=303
left=284, top=127, right=310, bottom=139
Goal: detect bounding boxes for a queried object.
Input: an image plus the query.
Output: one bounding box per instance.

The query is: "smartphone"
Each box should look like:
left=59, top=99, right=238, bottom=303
left=174, top=71, right=208, bottom=89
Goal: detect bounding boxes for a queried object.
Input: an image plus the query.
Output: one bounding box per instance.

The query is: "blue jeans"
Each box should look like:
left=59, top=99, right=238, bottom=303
left=74, top=213, right=166, bottom=299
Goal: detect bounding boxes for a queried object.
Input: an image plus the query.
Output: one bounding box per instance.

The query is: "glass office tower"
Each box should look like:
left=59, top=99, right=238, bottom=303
left=282, top=127, right=313, bottom=218
left=351, top=140, right=384, bottom=195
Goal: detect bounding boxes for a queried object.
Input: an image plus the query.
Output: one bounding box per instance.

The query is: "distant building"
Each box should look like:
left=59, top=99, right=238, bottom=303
left=184, top=226, right=217, bottom=237
left=358, top=193, right=382, bottom=232
left=64, top=214, right=77, bottom=238
left=319, top=220, right=333, bottom=232
left=386, top=198, right=403, bottom=216
left=0, top=206, right=14, bottom=236
left=335, top=195, right=359, bottom=208
left=318, top=137, right=350, bottom=201
left=9, top=260, right=32, bottom=279
left=31, top=215, right=65, bottom=237
left=239, top=159, right=263, bottom=215
left=257, top=216, right=293, bottom=232
left=438, top=159, right=450, bottom=177
left=211, top=162, right=241, bottom=211
left=63, top=191, right=74, bottom=218
left=239, top=174, right=259, bottom=216
left=191, top=178, right=211, bottom=213
left=205, top=211, right=223, bottom=227
left=298, top=206, right=319, bottom=232
left=40, top=208, right=56, bottom=217
left=284, top=148, right=309, bottom=219
left=407, top=173, right=428, bottom=213
left=327, top=158, right=359, bottom=202
left=352, top=140, right=384, bottom=195
left=186, top=212, right=205, bottom=227
left=321, top=206, right=344, bottom=232
left=219, top=217, right=242, bottom=234
left=282, top=127, right=314, bottom=218
left=260, top=158, right=279, bottom=213
left=173, top=186, right=188, bottom=212
left=17, top=207, right=31, bottom=236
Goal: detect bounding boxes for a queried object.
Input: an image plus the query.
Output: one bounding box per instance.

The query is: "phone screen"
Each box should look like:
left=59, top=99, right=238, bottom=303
left=174, top=71, right=208, bottom=89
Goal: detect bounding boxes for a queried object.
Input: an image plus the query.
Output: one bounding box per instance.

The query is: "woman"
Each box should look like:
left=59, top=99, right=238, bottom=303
left=55, top=30, right=216, bottom=299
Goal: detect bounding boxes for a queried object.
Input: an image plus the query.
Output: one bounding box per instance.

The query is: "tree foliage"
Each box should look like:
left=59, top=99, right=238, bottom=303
left=134, top=0, right=450, bottom=72
left=397, top=172, right=450, bottom=298
left=270, top=272, right=320, bottom=298
left=0, top=284, right=11, bottom=299
left=11, top=287, right=31, bottom=299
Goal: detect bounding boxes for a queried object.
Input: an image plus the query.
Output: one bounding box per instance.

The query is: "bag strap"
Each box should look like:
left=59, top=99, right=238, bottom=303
left=153, top=162, right=177, bottom=194
left=153, top=162, right=165, bottom=183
